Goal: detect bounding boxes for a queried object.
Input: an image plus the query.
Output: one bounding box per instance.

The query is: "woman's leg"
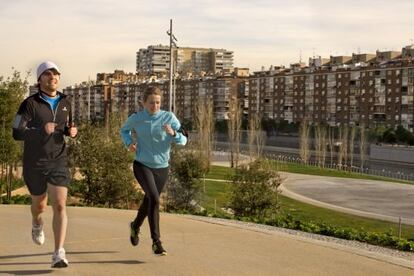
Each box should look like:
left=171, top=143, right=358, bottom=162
left=132, top=162, right=168, bottom=241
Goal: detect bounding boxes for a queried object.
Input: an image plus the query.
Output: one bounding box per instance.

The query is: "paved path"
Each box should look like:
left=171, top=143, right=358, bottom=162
left=1, top=205, right=413, bottom=275
left=280, top=173, right=414, bottom=225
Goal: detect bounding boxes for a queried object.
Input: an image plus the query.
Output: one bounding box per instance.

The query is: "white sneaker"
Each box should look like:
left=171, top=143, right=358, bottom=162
left=31, top=224, right=45, bottom=245
left=51, top=248, right=69, bottom=268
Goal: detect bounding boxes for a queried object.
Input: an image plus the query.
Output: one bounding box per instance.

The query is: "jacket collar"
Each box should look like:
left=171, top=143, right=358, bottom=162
left=143, top=108, right=161, bottom=118
left=36, top=90, right=67, bottom=100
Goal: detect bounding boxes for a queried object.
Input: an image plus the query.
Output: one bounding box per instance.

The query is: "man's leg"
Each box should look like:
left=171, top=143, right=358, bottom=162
left=30, top=193, right=47, bottom=226
left=47, top=184, right=68, bottom=251
left=30, top=193, right=47, bottom=245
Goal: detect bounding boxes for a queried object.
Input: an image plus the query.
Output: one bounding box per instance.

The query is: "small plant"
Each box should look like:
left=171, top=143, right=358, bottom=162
left=166, top=149, right=204, bottom=212
left=229, top=159, right=281, bottom=220
left=1, top=194, right=31, bottom=205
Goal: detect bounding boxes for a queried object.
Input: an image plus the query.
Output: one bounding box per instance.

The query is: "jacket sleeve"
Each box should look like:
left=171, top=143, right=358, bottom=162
left=169, top=112, right=187, bottom=146
left=63, top=100, right=75, bottom=137
left=12, top=100, right=41, bottom=141
left=120, top=114, right=136, bottom=147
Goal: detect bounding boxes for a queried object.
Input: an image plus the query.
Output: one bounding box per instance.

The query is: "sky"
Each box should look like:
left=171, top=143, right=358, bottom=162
left=1, top=0, right=414, bottom=88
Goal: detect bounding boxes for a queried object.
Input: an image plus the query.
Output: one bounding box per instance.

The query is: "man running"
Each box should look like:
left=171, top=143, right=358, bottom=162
left=12, top=61, right=77, bottom=268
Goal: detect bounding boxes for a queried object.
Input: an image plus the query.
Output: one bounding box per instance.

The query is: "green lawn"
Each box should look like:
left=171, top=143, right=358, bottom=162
left=198, top=179, right=231, bottom=216
left=204, top=165, right=235, bottom=180
left=279, top=195, right=414, bottom=240
left=199, top=165, right=414, bottom=240
left=272, top=161, right=414, bottom=185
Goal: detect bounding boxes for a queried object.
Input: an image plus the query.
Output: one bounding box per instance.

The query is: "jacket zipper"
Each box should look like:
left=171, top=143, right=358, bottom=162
left=39, top=94, right=62, bottom=122
left=39, top=93, right=62, bottom=159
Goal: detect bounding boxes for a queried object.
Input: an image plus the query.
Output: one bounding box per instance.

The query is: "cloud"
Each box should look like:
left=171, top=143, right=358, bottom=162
left=0, top=0, right=413, bottom=87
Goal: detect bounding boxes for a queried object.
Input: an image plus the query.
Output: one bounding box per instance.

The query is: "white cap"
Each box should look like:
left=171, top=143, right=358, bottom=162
left=36, top=61, right=60, bottom=80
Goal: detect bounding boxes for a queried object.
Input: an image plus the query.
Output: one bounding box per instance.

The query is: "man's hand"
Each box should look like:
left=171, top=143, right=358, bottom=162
left=129, top=143, right=137, bottom=152
left=44, top=122, right=57, bottom=135
left=69, top=122, right=77, bottom=138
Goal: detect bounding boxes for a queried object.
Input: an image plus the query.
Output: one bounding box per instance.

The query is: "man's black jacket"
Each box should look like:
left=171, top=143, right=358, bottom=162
left=12, top=91, right=73, bottom=169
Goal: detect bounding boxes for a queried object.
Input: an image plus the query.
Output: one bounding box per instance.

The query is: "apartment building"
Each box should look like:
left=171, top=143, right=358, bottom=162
left=65, top=44, right=414, bottom=133
left=64, top=82, right=106, bottom=122
left=249, top=45, right=414, bottom=132
left=136, top=45, right=234, bottom=76
left=64, top=68, right=248, bottom=125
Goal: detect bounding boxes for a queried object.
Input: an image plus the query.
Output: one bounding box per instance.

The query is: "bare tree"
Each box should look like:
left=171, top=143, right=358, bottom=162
left=327, top=126, right=334, bottom=166
left=227, top=94, right=242, bottom=168
left=315, top=124, right=327, bottom=167
left=299, top=119, right=310, bottom=164
left=359, top=124, right=367, bottom=170
left=248, top=113, right=264, bottom=161
left=194, top=98, right=215, bottom=173
left=336, top=125, right=349, bottom=168
left=315, top=123, right=326, bottom=167
left=321, top=126, right=327, bottom=167
left=349, top=126, right=356, bottom=167
left=341, top=125, right=349, bottom=168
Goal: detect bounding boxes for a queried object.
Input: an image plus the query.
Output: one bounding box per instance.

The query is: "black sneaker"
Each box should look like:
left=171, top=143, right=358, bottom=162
left=129, top=221, right=139, bottom=246
left=152, top=240, right=167, bottom=255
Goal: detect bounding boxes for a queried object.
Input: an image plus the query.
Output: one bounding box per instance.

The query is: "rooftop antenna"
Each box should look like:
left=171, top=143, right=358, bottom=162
left=299, top=49, right=302, bottom=63
left=357, top=46, right=361, bottom=54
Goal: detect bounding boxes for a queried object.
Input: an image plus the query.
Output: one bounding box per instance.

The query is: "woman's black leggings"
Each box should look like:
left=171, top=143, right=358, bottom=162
left=132, top=160, right=169, bottom=242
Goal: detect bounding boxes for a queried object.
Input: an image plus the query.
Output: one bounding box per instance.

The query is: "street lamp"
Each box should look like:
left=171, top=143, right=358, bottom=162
left=167, top=19, right=178, bottom=112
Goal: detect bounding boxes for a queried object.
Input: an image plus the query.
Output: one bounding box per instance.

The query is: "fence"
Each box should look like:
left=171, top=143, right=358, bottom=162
left=262, top=152, right=414, bottom=182
left=214, top=144, right=414, bottom=182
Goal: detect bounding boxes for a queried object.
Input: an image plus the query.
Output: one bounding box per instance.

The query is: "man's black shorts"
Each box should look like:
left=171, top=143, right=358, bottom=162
left=23, top=167, right=71, bottom=196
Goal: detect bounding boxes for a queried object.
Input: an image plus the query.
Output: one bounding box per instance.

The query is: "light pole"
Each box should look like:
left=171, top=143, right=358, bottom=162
left=167, top=19, right=178, bottom=112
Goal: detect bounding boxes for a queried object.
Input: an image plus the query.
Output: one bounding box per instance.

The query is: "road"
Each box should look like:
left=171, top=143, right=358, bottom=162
left=280, top=172, right=414, bottom=225
left=1, top=205, right=413, bottom=275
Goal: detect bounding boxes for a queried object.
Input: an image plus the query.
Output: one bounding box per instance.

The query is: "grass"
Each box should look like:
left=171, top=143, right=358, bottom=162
left=204, top=165, right=235, bottom=180
left=272, top=161, right=414, bottom=185
left=198, top=179, right=231, bottom=216
left=207, top=161, right=413, bottom=185
left=279, top=195, right=414, bottom=240
left=200, top=165, right=414, bottom=240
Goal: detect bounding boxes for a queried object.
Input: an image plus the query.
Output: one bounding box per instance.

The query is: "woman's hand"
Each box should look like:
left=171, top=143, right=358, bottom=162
left=129, top=143, right=137, bottom=152
left=163, top=124, right=176, bottom=137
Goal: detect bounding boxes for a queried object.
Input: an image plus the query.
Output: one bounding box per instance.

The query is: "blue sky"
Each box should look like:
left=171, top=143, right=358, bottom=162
left=1, top=0, right=413, bottom=87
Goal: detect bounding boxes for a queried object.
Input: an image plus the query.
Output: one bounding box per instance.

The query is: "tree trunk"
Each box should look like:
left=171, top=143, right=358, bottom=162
left=7, top=164, right=12, bottom=201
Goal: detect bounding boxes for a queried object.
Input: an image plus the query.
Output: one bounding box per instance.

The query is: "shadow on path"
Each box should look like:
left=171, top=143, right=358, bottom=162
left=0, top=250, right=119, bottom=260
left=0, top=269, right=52, bottom=275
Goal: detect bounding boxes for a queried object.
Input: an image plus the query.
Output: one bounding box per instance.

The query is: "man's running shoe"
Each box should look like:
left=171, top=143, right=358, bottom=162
left=51, top=248, right=69, bottom=268
left=152, top=240, right=167, bottom=255
left=130, top=221, right=139, bottom=246
left=32, top=224, right=45, bottom=245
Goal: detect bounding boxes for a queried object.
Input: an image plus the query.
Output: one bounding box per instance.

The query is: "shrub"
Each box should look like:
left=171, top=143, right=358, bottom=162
left=166, top=149, right=203, bottom=212
left=229, top=159, right=281, bottom=220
